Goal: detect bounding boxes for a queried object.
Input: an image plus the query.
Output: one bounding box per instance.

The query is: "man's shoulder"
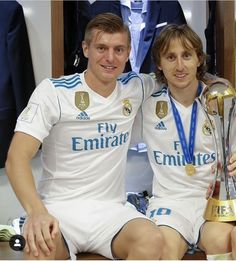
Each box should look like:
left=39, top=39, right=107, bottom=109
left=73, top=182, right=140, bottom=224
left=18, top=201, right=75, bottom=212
left=118, top=72, right=157, bottom=85
left=118, top=71, right=140, bottom=84
left=151, top=85, right=168, bottom=98
left=49, top=73, right=82, bottom=89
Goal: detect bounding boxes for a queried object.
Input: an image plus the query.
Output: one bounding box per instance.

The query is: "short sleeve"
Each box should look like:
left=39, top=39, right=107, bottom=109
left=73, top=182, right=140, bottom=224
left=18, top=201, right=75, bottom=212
left=15, top=79, right=60, bottom=142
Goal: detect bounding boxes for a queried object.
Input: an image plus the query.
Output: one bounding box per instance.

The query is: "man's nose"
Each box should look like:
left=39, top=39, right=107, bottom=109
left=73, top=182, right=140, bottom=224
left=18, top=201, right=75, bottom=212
left=105, top=49, right=115, bottom=62
left=176, top=57, right=184, bottom=70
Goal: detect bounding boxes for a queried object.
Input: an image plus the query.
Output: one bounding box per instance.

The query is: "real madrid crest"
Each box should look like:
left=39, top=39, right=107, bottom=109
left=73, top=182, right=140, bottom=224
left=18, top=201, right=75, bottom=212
left=156, top=101, right=168, bottom=119
left=123, top=99, right=132, bottom=116
left=75, top=91, right=89, bottom=111
left=202, top=120, right=214, bottom=136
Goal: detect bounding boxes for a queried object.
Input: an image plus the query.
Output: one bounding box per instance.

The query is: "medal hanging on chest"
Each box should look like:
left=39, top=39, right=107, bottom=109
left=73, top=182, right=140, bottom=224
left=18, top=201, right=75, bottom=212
left=169, top=83, right=202, bottom=176
left=185, top=163, right=196, bottom=176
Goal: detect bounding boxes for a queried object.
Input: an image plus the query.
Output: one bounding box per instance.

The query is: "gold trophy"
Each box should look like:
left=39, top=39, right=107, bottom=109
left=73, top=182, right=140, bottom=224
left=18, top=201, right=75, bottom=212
left=199, top=81, right=236, bottom=221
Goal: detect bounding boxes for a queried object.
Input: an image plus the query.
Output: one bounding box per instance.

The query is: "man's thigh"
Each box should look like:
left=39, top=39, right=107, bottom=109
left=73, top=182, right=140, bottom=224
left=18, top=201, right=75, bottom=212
left=46, top=199, right=148, bottom=259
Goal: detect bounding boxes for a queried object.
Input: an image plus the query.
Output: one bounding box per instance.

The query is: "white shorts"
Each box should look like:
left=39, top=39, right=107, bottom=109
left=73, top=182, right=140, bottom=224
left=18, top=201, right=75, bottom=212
left=146, top=197, right=207, bottom=246
left=44, top=198, right=148, bottom=259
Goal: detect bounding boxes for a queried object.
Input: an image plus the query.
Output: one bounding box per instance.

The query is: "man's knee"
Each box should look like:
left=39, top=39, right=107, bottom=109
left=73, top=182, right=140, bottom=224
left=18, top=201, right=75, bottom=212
left=142, top=228, right=164, bottom=249
left=131, top=229, right=164, bottom=260
left=204, top=231, right=231, bottom=254
left=160, top=237, right=187, bottom=259
left=112, top=219, right=163, bottom=259
left=231, top=227, right=236, bottom=245
left=23, top=232, right=69, bottom=260
left=201, top=223, right=233, bottom=254
left=133, top=226, right=164, bottom=258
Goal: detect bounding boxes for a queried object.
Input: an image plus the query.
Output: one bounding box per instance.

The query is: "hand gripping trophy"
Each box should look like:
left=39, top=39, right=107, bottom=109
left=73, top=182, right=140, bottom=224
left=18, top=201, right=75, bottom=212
left=199, top=80, right=236, bottom=221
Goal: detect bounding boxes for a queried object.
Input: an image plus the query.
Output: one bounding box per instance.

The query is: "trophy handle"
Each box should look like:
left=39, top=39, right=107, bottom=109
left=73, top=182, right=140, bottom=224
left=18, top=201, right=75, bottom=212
left=226, top=99, right=236, bottom=199
left=223, top=98, right=236, bottom=199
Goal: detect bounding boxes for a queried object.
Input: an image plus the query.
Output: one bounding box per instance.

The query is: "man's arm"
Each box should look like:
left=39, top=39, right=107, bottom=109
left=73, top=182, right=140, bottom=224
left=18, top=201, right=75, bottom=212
left=5, top=132, right=59, bottom=257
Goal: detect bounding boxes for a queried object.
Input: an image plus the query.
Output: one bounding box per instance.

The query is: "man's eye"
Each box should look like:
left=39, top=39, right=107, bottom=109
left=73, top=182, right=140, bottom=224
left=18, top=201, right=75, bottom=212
left=183, top=53, right=191, bottom=59
left=97, top=46, right=105, bottom=52
left=166, top=55, right=175, bottom=61
left=115, top=47, right=125, bottom=54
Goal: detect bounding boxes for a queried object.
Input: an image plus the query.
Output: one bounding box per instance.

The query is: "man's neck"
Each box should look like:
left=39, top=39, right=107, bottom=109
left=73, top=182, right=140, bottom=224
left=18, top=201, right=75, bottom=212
left=169, top=82, right=199, bottom=107
left=171, top=91, right=196, bottom=107
left=84, top=71, right=116, bottom=98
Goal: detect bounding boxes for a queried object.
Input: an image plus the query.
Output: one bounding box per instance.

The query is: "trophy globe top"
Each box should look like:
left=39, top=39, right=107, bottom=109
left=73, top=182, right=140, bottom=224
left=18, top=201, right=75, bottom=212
left=202, top=81, right=236, bottom=117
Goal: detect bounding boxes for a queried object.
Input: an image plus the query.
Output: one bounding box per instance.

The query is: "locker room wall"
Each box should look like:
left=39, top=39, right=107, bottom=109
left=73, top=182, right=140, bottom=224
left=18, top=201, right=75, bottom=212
left=0, top=0, right=207, bottom=224
left=0, top=0, right=51, bottom=224
left=17, top=0, right=52, bottom=85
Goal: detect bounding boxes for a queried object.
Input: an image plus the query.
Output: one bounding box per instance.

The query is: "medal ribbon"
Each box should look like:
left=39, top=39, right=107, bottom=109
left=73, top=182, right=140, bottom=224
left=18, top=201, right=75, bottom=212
left=169, top=82, right=202, bottom=165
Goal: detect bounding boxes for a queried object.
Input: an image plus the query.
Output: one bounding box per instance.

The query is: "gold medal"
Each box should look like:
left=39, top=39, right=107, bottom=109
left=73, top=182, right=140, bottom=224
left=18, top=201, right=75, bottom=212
left=185, top=164, right=196, bottom=176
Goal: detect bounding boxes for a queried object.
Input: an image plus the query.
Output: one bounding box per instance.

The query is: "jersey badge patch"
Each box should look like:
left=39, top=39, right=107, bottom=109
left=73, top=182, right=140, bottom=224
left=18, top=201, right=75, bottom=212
left=18, top=102, right=38, bottom=123
left=202, top=120, right=214, bottom=136
left=75, top=91, right=89, bottom=111
left=156, top=101, right=168, bottom=119
left=122, top=99, right=132, bottom=116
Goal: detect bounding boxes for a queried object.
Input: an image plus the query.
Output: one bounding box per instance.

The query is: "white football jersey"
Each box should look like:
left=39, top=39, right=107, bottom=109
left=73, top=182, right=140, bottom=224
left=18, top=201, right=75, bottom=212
left=140, top=84, right=226, bottom=199
left=15, top=72, right=159, bottom=203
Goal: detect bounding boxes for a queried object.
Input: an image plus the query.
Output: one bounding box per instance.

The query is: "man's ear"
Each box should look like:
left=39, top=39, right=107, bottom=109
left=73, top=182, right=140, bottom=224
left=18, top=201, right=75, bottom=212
left=197, top=55, right=204, bottom=68
left=126, top=46, right=131, bottom=62
left=82, top=41, right=89, bottom=58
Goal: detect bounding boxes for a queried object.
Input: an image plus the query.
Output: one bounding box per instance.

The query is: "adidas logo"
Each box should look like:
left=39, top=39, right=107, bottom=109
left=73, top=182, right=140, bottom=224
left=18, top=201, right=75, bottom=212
left=155, top=121, right=167, bottom=130
left=76, top=111, right=90, bottom=120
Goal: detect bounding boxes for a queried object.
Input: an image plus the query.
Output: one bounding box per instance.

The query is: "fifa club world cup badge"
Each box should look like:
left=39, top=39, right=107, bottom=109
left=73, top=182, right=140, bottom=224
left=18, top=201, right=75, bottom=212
left=75, top=91, right=90, bottom=111
left=156, top=101, right=168, bottom=119
left=123, top=99, right=132, bottom=116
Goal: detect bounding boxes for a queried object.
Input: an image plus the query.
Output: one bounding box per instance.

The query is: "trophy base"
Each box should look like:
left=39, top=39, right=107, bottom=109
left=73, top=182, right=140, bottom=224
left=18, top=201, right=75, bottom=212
left=204, top=197, right=236, bottom=221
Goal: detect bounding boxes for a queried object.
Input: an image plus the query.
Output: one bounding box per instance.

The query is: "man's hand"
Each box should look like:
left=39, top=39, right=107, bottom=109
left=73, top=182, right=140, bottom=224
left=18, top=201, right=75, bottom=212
left=228, top=153, right=236, bottom=176
left=23, top=212, right=59, bottom=257
left=206, top=181, right=214, bottom=199
left=206, top=153, right=236, bottom=199
left=203, top=73, right=231, bottom=85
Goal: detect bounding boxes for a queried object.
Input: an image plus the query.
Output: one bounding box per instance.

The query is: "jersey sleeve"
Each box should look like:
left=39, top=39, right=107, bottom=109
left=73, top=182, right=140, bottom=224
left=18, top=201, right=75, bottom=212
left=130, top=74, right=161, bottom=147
left=139, top=73, right=161, bottom=101
left=15, top=79, right=60, bottom=142
left=130, top=106, right=144, bottom=148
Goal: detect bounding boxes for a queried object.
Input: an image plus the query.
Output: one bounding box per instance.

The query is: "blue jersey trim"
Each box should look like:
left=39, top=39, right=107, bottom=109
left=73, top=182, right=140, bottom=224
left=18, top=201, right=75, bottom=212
left=50, top=74, right=82, bottom=89
left=151, top=86, right=167, bottom=97
left=118, top=71, right=139, bottom=85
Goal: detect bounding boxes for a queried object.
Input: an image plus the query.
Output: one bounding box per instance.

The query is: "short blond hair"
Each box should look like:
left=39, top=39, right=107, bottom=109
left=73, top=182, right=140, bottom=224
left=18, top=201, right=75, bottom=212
left=84, top=13, right=131, bottom=48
